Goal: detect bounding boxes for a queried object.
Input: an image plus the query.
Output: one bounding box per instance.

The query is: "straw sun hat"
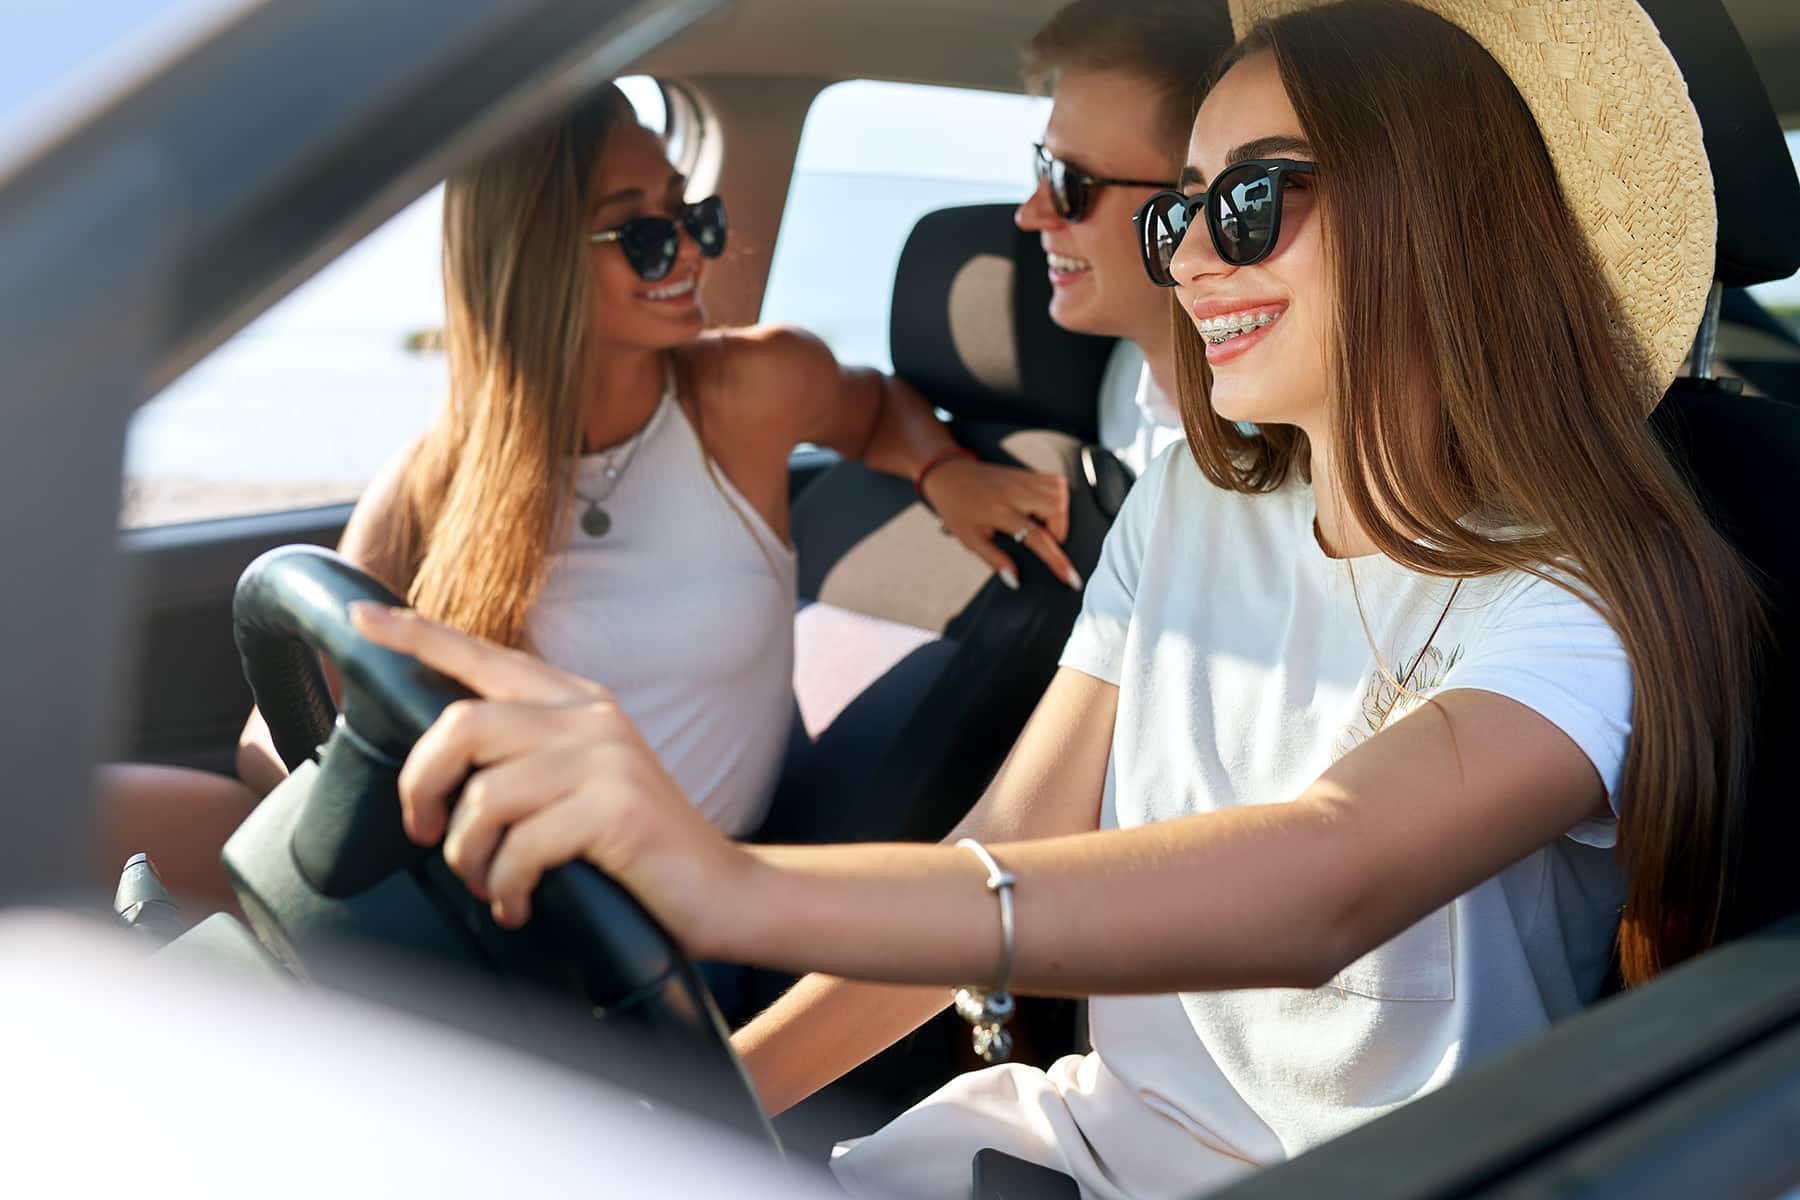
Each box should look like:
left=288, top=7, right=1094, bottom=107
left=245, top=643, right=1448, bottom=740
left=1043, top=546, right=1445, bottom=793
left=1227, top=0, right=1715, bottom=411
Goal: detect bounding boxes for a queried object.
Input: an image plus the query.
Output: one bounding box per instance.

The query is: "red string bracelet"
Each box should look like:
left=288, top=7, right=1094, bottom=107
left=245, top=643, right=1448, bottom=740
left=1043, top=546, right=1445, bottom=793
left=914, top=446, right=976, bottom=502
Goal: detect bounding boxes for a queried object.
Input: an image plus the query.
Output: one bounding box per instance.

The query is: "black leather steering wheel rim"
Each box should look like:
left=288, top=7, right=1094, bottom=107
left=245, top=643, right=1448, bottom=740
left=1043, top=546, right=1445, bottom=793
left=230, top=545, right=774, bottom=1144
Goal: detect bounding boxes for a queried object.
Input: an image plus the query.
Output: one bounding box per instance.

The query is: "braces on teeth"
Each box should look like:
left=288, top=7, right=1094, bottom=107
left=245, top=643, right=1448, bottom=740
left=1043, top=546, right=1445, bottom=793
left=1203, top=312, right=1276, bottom=345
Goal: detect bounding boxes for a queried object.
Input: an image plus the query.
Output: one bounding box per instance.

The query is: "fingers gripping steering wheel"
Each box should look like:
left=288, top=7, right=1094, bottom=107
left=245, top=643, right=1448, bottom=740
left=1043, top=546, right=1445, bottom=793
left=229, top=545, right=772, bottom=1144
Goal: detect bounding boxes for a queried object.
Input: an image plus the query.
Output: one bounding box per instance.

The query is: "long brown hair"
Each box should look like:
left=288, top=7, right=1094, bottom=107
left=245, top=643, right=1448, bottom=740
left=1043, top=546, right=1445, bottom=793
left=1176, top=1, right=1763, bottom=984
left=378, top=87, right=634, bottom=649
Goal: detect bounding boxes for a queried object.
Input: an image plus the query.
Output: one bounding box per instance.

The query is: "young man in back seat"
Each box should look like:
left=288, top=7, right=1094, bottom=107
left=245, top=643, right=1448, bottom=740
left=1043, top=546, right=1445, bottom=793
left=1014, top=0, right=1233, bottom=476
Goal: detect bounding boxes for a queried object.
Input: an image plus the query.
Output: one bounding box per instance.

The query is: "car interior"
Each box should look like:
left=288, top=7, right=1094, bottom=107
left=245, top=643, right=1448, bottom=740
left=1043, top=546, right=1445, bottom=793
left=3, top=0, right=1800, bottom=1195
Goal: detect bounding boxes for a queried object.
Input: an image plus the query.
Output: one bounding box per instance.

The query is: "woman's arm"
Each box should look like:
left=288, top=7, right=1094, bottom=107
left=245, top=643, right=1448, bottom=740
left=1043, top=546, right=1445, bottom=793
left=354, top=605, right=1608, bottom=998
left=722, top=326, right=1081, bottom=589
left=733, top=666, right=1117, bottom=1114
left=734, top=689, right=1605, bottom=994
left=237, top=443, right=419, bottom=795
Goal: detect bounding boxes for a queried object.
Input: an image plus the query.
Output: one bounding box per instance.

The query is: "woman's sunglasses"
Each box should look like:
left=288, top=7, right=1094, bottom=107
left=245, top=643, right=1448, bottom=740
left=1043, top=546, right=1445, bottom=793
left=1033, top=143, right=1170, bottom=224
left=1132, top=159, right=1316, bottom=286
left=588, top=194, right=728, bottom=282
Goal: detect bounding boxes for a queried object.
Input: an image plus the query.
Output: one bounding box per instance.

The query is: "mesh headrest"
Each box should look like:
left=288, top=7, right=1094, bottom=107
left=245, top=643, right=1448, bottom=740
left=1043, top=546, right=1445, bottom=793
left=1643, top=0, right=1800, bottom=288
left=888, top=203, right=1115, bottom=442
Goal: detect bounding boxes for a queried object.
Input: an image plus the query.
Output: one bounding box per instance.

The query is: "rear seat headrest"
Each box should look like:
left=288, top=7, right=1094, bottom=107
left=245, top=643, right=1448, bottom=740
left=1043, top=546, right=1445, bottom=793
left=889, top=203, right=1114, bottom=442
left=1642, top=0, right=1800, bottom=287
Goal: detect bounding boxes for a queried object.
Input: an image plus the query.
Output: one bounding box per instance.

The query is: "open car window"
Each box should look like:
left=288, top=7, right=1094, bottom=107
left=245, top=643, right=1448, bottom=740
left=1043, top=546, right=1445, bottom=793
left=118, top=75, right=679, bottom=530
left=759, top=80, right=1049, bottom=371
left=1747, top=129, right=1800, bottom=335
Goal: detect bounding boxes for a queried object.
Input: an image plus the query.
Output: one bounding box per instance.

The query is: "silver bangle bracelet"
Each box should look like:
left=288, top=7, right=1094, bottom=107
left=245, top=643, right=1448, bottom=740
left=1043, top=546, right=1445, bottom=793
left=952, top=837, right=1017, bottom=1063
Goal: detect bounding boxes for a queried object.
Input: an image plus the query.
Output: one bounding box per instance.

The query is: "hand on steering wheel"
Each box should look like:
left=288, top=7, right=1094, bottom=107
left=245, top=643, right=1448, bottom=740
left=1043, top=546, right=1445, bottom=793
left=351, top=603, right=748, bottom=950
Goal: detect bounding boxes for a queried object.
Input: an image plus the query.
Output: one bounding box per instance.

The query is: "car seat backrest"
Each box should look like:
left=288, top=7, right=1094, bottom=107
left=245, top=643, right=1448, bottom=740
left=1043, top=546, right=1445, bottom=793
left=1640, top=0, right=1800, bottom=290
left=789, top=205, right=1118, bottom=632
left=1651, top=385, right=1800, bottom=938
left=886, top=203, right=1110, bottom=440
left=759, top=203, right=1121, bottom=848
left=1642, top=0, right=1800, bottom=937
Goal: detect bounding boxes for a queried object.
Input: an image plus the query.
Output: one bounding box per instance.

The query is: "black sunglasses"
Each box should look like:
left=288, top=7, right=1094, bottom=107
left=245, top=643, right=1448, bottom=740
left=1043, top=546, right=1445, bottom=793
left=588, top=194, right=728, bottom=282
left=1033, top=143, right=1170, bottom=224
left=1132, top=159, right=1316, bottom=285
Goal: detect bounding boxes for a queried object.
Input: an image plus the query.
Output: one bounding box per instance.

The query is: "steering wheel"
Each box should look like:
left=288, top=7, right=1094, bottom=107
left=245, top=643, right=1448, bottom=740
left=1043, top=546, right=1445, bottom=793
left=230, top=545, right=774, bottom=1144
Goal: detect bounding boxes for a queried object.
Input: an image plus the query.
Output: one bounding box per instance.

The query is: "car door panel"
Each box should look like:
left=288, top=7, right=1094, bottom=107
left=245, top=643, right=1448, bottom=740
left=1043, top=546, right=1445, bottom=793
left=118, top=505, right=351, bottom=775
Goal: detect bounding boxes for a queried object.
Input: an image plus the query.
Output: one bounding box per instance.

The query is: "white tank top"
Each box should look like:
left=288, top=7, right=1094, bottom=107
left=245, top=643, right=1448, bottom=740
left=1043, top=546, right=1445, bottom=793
left=524, top=376, right=797, bottom=837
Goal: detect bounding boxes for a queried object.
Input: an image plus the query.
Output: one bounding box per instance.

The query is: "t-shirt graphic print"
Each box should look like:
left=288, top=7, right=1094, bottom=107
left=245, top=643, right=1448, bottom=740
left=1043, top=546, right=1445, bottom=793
left=1332, top=640, right=1467, bottom=759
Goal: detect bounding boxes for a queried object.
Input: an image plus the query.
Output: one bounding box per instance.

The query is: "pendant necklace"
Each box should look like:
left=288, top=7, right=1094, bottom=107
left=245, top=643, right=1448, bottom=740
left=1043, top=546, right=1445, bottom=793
left=573, top=457, right=632, bottom=538
left=573, top=361, right=672, bottom=538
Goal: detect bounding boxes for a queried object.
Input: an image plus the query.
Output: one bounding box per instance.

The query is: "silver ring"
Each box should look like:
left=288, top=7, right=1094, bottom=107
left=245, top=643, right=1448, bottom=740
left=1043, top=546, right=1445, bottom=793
left=1011, top=524, right=1032, bottom=544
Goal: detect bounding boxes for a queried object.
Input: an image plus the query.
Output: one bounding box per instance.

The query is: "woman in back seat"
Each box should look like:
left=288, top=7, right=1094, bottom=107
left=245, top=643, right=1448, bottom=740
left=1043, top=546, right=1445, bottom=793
left=236, top=82, right=1080, bottom=810
left=361, top=1, right=1765, bottom=1195
left=104, top=83, right=1078, bottom=917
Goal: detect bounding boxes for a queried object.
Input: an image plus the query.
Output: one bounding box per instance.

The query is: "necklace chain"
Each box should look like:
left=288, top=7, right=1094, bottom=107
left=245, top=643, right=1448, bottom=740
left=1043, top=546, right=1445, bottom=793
left=1371, top=578, right=1464, bottom=733
left=574, top=435, right=646, bottom=505
left=572, top=357, right=674, bottom=538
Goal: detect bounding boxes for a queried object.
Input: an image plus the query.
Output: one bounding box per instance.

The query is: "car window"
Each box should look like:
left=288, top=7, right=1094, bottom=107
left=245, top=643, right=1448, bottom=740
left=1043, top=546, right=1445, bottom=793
left=758, top=80, right=1050, bottom=372
left=119, top=76, right=677, bottom=529
left=1747, top=130, right=1800, bottom=337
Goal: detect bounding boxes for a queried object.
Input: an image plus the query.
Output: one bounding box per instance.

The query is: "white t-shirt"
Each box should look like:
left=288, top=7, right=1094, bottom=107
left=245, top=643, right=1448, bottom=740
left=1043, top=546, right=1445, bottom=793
left=1097, top=340, right=1185, bottom=477
left=832, top=446, right=1632, bottom=1199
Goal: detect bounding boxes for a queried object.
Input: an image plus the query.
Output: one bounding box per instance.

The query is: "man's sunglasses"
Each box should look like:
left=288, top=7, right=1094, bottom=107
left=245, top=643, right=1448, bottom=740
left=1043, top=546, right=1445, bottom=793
left=1033, top=143, right=1170, bottom=224
left=1132, top=159, right=1316, bottom=285
left=588, top=194, right=727, bottom=282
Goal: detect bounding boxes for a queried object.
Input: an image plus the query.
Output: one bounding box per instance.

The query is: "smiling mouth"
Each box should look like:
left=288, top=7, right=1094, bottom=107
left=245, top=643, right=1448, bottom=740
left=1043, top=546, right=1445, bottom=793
left=1195, top=308, right=1282, bottom=345
left=1046, top=252, right=1091, bottom=274
left=642, top=275, right=697, bottom=301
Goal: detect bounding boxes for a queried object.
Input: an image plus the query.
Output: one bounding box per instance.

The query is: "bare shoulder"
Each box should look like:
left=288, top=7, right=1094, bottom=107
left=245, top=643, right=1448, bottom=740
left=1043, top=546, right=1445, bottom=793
left=339, top=436, right=425, bottom=593
left=710, top=324, right=838, bottom=393
left=682, top=325, right=840, bottom=444
left=346, top=438, right=421, bottom=531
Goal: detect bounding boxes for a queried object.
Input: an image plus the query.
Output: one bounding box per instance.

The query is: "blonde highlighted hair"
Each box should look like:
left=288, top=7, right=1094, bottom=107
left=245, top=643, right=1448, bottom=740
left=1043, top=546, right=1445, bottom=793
left=380, top=87, right=635, bottom=649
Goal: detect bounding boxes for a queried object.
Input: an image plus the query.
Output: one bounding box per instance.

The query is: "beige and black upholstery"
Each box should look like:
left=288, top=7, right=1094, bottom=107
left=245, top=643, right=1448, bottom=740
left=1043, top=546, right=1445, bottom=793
left=755, top=203, right=1128, bottom=849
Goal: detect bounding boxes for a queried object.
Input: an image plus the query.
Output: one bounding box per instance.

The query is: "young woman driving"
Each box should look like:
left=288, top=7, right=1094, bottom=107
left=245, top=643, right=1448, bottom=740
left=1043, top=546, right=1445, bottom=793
left=356, top=1, right=1761, bottom=1194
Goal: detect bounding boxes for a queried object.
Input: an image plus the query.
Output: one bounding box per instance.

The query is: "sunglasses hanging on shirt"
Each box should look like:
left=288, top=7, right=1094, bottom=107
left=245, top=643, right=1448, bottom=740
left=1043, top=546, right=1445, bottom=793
left=589, top=194, right=728, bottom=282
left=1132, top=159, right=1316, bottom=285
